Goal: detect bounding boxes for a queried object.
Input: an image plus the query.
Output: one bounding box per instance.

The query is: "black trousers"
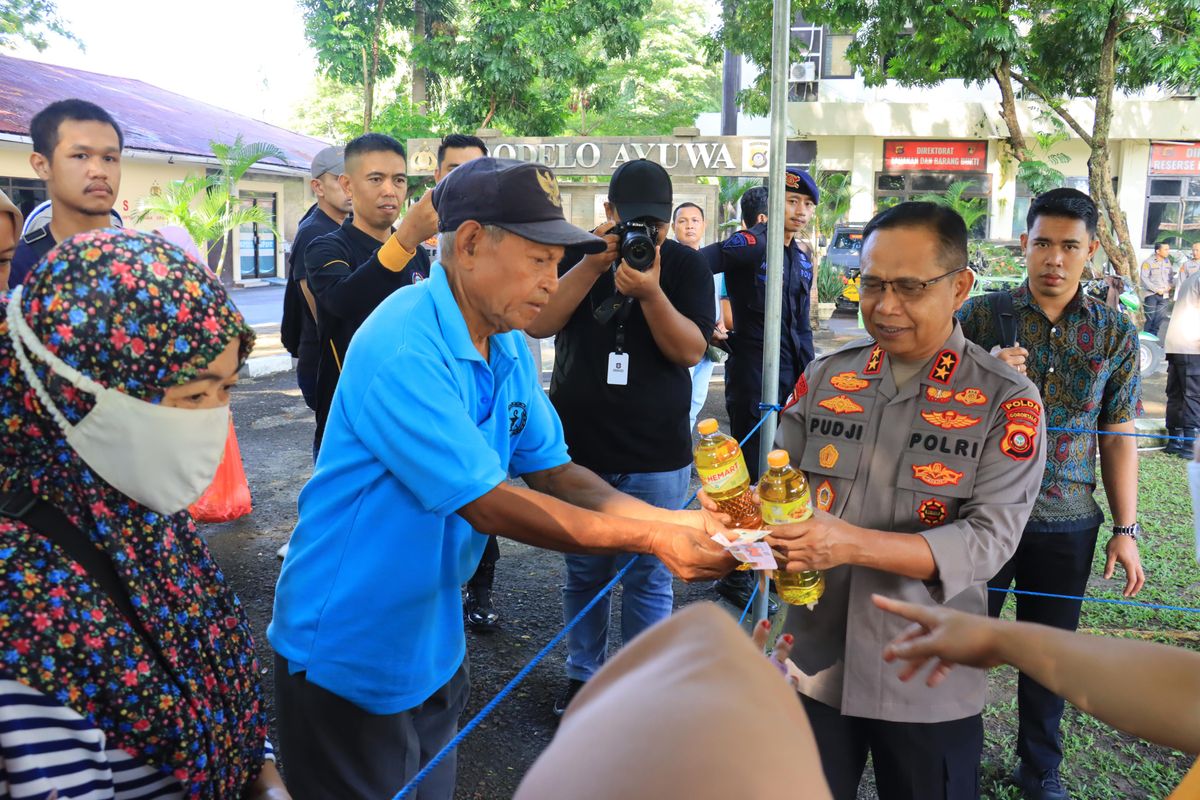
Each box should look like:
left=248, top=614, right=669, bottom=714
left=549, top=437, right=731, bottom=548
left=1144, top=293, right=1169, bottom=336
left=275, top=655, right=469, bottom=800
left=468, top=535, right=500, bottom=591
left=801, top=694, right=983, bottom=800
left=1167, top=353, right=1200, bottom=430
left=988, top=522, right=1100, bottom=774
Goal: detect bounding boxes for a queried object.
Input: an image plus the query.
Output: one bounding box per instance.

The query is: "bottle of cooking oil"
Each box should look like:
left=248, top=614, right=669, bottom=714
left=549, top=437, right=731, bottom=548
left=759, top=449, right=825, bottom=608
left=694, top=418, right=761, bottom=530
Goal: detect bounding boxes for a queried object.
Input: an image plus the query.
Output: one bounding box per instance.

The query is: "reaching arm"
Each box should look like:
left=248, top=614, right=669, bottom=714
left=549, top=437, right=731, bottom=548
left=874, top=594, right=1200, bottom=754
left=525, top=225, right=618, bottom=338
left=458, top=462, right=731, bottom=581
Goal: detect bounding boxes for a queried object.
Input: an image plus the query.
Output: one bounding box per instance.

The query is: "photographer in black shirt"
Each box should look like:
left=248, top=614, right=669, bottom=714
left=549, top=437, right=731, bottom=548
left=527, top=159, right=715, bottom=714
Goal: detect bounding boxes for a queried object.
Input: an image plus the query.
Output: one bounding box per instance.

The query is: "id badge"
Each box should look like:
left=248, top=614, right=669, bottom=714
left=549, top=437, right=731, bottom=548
left=607, top=352, right=629, bottom=385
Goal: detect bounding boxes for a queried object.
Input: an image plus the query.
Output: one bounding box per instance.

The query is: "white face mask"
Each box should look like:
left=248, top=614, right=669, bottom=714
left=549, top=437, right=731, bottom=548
left=7, top=285, right=231, bottom=516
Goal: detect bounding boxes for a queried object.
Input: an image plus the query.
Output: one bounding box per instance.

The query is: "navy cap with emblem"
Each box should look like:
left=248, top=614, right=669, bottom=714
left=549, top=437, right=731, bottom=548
left=786, top=167, right=819, bottom=203
left=431, top=157, right=605, bottom=256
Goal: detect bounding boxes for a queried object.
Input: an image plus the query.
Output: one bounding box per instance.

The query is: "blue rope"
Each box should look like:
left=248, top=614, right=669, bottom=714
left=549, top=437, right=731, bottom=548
left=737, top=579, right=761, bottom=625
left=1046, top=426, right=1196, bottom=442
left=392, top=407, right=783, bottom=799
left=989, top=587, right=1200, bottom=614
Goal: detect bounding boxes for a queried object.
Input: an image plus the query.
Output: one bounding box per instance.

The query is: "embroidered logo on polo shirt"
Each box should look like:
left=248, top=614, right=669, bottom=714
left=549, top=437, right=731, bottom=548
left=830, top=372, right=869, bottom=392
left=928, top=349, right=959, bottom=384
left=917, top=498, right=948, bottom=526
left=818, top=395, right=864, bottom=415
left=818, top=444, right=839, bottom=469
left=863, top=345, right=884, bottom=375
left=508, top=401, right=528, bottom=434
left=954, top=388, right=988, bottom=406
left=912, top=462, right=965, bottom=487
left=925, top=387, right=952, bottom=403
left=816, top=480, right=834, bottom=512
left=921, top=410, right=981, bottom=430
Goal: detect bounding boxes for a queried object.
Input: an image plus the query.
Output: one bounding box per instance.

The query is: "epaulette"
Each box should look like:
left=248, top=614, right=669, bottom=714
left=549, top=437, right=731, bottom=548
left=21, top=227, right=49, bottom=245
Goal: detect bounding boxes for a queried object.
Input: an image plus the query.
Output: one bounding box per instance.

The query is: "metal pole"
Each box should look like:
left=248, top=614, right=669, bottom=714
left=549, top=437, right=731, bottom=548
left=754, top=0, right=791, bottom=626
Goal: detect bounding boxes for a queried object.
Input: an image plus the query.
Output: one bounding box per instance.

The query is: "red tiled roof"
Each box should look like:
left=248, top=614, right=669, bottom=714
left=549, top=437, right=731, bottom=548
left=0, top=53, right=329, bottom=170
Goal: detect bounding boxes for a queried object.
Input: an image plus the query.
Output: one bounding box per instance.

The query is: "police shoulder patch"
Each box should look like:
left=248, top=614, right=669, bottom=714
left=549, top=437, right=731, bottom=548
left=783, top=374, right=808, bottom=410
left=724, top=230, right=757, bottom=249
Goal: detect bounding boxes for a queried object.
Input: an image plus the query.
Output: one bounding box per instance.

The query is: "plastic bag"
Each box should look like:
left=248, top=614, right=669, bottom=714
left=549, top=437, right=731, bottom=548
left=189, top=418, right=252, bottom=523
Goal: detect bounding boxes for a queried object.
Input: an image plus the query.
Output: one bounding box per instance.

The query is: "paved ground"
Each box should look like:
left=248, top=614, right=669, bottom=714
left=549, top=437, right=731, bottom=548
left=205, top=308, right=1169, bottom=798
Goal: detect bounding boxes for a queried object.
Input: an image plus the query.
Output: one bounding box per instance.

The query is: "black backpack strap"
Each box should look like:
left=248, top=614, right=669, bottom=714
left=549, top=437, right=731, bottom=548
left=987, top=290, right=1018, bottom=349
left=0, top=487, right=172, bottom=674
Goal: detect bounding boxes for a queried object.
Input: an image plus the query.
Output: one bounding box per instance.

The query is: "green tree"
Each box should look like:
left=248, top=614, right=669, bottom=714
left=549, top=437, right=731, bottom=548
left=300, top=1, right=459, bottom=131
left=810, top=168, right=859, bottom=261
left=714, top=0, right=1200, bottom=279
left=416, top=0, right=653, bottom=135
left=133, top=137, right=285, bottom=277
left=564, top=0, right=720, bottom=136
left=917, top=180, right=989, bottom=236
left=0, top=0, right=77, bottom=51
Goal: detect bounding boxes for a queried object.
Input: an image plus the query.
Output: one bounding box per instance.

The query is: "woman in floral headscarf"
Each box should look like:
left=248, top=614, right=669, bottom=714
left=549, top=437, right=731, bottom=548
left=0, top=229, right=288, bottom=798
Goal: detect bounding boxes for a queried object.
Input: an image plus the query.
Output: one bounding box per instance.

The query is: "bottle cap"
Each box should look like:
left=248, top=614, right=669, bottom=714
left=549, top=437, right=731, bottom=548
left=697, top=418, right=718, bottom=435
left=767, top=449, right=790, bottom=469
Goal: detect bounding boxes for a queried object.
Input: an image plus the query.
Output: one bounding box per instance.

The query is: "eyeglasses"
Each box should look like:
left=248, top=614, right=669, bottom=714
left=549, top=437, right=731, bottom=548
left=859, top=267, right=968, bottom=300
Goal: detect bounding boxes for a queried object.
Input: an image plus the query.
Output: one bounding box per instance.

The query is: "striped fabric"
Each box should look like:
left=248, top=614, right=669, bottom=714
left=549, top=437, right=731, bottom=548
left=0, top=680, right=274, bottom=799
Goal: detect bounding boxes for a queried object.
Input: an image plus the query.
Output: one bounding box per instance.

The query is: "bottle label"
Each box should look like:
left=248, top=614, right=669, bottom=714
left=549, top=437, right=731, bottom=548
left=697, top=459, right=749, bottom=494
left=762, top=492, right=813, bottom=526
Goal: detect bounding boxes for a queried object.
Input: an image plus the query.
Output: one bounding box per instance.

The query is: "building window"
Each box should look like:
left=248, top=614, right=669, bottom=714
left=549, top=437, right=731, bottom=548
left=822, top=34, right=855, bottom=78
left=238, top=191, right=278, bottom=280
left=875, top=172, right=992, bottom=238
left=1013, top=177, right=1089, bottom=235
left=0, top=177, right=48, bottom=221
left=1144, top=176, right=1200, bottom=248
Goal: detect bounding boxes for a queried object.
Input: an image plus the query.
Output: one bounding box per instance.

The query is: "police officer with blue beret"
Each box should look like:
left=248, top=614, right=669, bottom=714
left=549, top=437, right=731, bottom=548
left=702, top=167, right=819, bottom=484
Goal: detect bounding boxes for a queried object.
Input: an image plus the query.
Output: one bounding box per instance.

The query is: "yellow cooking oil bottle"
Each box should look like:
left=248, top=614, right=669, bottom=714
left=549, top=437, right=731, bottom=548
left=759, top=449, right=825, bottom=608
left=694, top=418, right=761, bottom=530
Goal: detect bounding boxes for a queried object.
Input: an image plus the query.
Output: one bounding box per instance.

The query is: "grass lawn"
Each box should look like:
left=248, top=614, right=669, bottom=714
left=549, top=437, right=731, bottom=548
left=979, top=450, right=1199, bottom=799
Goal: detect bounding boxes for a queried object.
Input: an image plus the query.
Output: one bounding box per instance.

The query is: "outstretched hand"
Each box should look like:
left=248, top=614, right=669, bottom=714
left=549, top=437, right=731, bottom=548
left=872, top=594, right=1006, bottom=687
left=750, top=618, right=800, bottom=688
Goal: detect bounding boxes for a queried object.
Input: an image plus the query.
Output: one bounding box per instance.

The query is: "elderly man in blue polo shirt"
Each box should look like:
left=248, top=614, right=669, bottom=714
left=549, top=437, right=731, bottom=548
left=268, top=157, right=734, bottom=800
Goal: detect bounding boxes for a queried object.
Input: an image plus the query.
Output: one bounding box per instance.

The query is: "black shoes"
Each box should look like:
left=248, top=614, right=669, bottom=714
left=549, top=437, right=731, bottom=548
left=465, top=586, right=500, bottom=630
left=1012, top=763, right=1068, bottom=800
left=715, top=571, right=780, bottom=616
left=553, top=678, right=586, bottom=716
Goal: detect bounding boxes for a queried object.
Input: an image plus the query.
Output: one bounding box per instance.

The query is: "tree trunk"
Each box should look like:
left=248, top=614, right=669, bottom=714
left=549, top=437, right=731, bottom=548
left=1088, top=3, right=1139, bottom=282
left=993, top=55, right=1029, bottom=163
left=363, top=0, right=387, bottom=131
left=412, top=2, right=428, bottom=114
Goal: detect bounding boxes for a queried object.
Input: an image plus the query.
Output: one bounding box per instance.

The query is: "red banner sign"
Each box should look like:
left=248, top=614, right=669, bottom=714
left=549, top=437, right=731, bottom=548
left=1149, top=142, right=1200, bottom=176
left=884, top=140, right=987, bottom=172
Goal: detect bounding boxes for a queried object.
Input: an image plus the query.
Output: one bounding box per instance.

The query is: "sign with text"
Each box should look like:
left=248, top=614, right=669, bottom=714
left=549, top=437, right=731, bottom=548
left=406, top=136, right=814, bottom=177
left=884, top=140, right=987, bottom=172
left=1149, top=142, right=1200, bottom=176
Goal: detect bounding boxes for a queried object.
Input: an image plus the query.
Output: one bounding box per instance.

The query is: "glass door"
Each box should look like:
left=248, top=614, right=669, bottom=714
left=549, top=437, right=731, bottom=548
left=239, top=191, right=278, bottom=280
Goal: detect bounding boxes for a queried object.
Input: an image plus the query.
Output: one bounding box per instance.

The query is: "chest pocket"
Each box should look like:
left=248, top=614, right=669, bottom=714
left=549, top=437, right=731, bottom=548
left=894, top=398, right=987, bottom=531
left=797, top=387, right=876, bottom=518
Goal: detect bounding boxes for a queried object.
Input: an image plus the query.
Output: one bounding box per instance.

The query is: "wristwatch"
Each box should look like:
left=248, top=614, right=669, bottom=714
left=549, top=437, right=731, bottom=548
left=1112, top=522, right=1141, bottom=539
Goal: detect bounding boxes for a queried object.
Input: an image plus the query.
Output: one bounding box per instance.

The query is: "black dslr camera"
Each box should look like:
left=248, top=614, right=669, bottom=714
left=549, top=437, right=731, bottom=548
left=611, top=219, right=658, bottom=271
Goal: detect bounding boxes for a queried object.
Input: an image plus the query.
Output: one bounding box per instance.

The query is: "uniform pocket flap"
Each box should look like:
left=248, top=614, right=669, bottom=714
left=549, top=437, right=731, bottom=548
left=799, top=439, right=862, bottom=480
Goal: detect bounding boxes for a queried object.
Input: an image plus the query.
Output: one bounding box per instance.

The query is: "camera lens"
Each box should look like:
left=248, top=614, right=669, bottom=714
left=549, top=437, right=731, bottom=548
left=621, top=231, right=656, bottom=270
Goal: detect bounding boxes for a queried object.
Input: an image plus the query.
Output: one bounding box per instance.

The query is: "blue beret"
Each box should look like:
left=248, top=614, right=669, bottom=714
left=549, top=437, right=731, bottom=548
left=786, top=168, right=819, bottom=203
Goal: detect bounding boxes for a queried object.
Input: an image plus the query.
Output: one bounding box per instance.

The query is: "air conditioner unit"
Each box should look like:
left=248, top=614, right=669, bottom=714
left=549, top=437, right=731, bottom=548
left=790, top=61, right=816, bottom=83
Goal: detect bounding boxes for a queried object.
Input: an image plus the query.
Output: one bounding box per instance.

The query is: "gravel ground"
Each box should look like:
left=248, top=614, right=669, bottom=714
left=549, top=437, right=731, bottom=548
left=202, top=319, right=1169, bottom=799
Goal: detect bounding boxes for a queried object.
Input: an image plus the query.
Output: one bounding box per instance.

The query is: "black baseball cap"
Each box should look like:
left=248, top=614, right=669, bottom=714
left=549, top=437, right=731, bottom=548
left=432, top=157, right=605, bottom=256
left=609, top=159, right=673, bottom=223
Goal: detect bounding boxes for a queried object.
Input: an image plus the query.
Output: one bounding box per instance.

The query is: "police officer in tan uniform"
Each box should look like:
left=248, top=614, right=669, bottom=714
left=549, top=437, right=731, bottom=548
left=766, top=202, right=1046, bottom=800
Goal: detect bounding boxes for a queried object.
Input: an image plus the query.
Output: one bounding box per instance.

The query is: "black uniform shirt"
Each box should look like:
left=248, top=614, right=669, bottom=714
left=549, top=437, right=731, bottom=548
left=549, top=238, right=715, bottom=473
left=306, top=218, right=431, bottom=443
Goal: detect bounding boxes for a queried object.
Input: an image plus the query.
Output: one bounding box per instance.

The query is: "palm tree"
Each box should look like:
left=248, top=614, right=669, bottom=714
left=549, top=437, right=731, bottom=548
left=134, top=137, right=284, bottom=276
left=917, top=180, right=988, bottom=237
left=809, top=168, right=859, bottom=264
